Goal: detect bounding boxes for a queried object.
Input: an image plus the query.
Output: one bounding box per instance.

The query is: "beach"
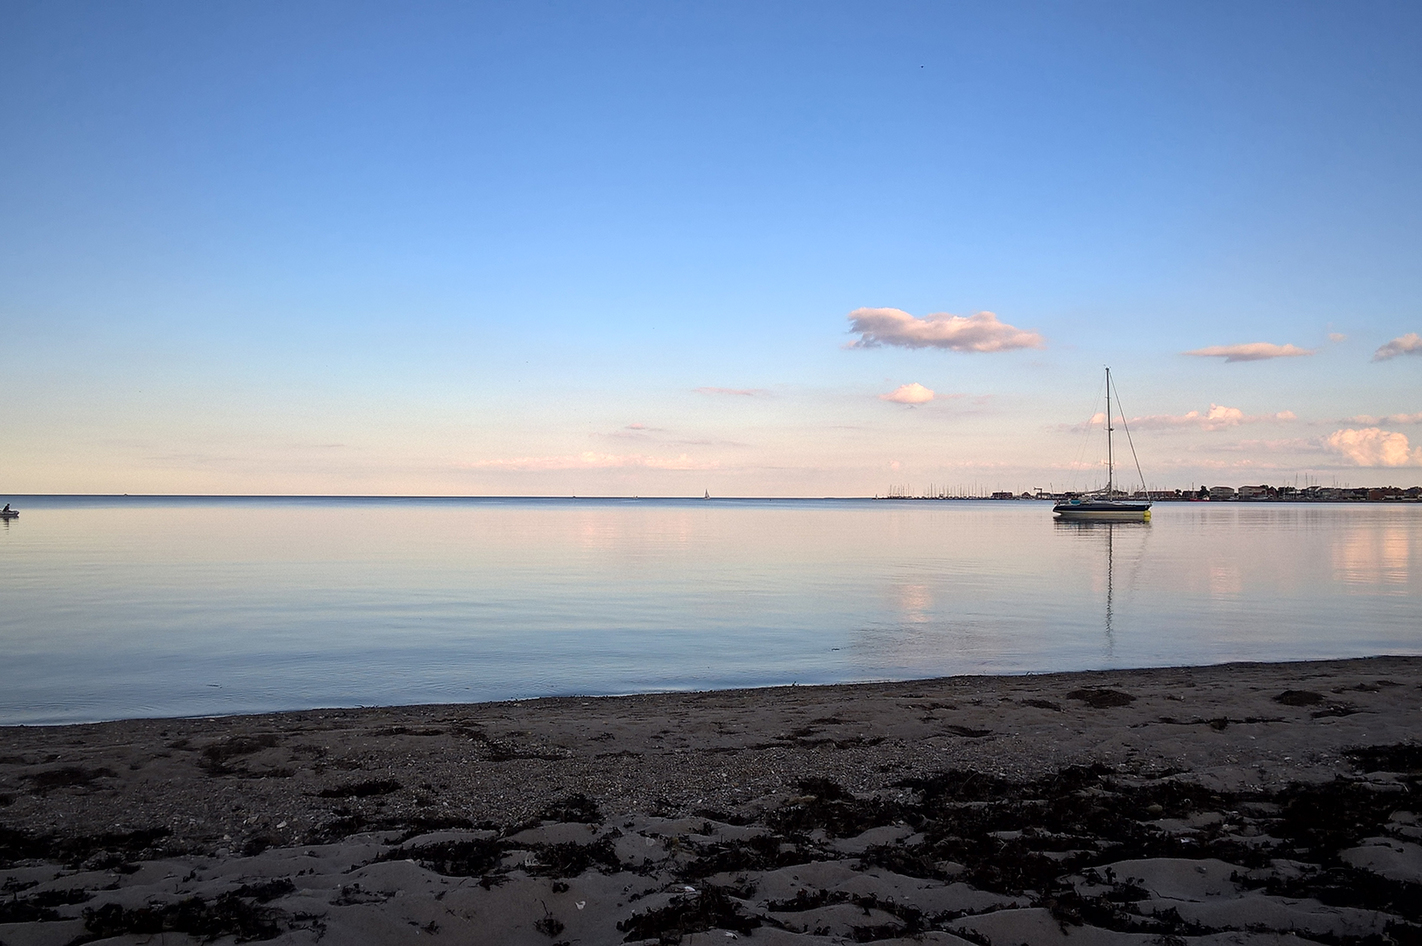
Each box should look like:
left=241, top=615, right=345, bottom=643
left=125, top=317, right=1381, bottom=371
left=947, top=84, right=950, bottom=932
left=2, top=656, right=1420, bottom=944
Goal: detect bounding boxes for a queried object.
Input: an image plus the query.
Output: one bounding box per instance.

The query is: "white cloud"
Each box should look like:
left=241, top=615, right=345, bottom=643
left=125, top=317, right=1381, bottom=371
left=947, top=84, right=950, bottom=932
left=1344, top=412, right=1422, bottom=426
left=847, top=308, right=1044, bottom=352
left=1373, top=333, right=1422, bottom=361
left=1324, top=428, right=1422, bottom=467
left=1328, top=333, right=1348, bottom=343
left=466, top=452, right=716, bottom=471
left=1073, top=404, right=1297, bottom=432
left=694, top=387, right=769, bottom=397
left=1183, top=342, right=1315, bottom=362
left=879, top=382, right=935, bottom=404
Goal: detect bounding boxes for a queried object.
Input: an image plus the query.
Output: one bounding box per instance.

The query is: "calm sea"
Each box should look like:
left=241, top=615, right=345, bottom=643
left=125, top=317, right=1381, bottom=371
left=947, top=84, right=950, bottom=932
left=0, top=496, right=1417, bottom=725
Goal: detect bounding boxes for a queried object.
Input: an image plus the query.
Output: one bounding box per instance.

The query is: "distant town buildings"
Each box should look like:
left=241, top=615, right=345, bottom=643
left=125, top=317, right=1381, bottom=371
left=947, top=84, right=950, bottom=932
left=880, top=484, right=1422, bottom=502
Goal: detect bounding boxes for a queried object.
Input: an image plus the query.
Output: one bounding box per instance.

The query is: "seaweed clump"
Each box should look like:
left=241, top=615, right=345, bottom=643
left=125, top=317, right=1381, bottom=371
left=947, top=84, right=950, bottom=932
left=617, top=885, right=761, bottom=944
left=78, top=889, right=287, bottom=943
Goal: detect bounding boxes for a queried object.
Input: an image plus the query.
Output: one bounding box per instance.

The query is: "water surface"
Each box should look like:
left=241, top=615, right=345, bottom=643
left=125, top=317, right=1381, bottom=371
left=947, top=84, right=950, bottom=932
left=1, top=496, right=1417, bottom=724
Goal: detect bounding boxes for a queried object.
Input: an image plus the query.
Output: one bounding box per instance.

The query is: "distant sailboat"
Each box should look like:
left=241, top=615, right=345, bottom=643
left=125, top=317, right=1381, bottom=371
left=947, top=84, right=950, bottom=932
left=703, top=489, right=710, bottom=500
left=1054, top=367, right=1152, bottom=522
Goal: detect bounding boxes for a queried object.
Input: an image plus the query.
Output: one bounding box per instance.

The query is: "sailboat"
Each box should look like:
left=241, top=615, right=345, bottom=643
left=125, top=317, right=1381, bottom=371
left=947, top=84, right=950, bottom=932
left=1054, top=367, right=1152, bottom=521
left=703, top=489, right=710, bottom=500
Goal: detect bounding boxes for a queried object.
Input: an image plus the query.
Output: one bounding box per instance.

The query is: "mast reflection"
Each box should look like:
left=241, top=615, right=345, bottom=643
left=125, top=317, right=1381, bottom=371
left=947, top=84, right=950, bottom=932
left=1054, top=519, right=1151, bottom=649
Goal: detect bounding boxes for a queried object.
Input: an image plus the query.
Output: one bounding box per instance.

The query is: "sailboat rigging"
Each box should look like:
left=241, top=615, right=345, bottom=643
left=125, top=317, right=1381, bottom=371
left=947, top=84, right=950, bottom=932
left=1054, top=367, right=1152, bottom=521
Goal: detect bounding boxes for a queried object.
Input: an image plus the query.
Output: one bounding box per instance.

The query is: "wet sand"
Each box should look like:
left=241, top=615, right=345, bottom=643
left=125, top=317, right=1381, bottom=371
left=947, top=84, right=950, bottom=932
left=2, top=656, right=1420, bottom=944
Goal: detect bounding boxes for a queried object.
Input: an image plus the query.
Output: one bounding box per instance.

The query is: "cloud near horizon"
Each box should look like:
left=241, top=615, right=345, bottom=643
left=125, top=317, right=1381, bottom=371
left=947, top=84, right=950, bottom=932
left=1324, top=428, right=1422, bottom=467
left=1183, top=342, right=1315, bottom=362
left=1373, top=333, right=1422, bottom=361
left=1133, top=404, right=1296, bottom=431
left=605, top=423, right=671, bottom=441
left=466, top=452, right=716, bottom=472
left=694, top=386, right=770, bottom=397
left=847, top=308, right=1044, bottom=352
left=879, top=382, right=935, bottom=404
left=1076, top=404, right=1295, bottom=432
left=1345, top=412, right=1422, bottom=426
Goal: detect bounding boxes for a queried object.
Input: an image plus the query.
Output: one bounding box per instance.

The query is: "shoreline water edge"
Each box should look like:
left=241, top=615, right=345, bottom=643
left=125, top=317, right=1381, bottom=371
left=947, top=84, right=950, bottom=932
left=2, top=656, right=1419, bottom=944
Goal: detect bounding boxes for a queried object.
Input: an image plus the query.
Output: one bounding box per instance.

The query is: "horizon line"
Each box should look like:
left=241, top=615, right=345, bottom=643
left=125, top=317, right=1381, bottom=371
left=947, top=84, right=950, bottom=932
left=0, top=492, right=878, bottom=501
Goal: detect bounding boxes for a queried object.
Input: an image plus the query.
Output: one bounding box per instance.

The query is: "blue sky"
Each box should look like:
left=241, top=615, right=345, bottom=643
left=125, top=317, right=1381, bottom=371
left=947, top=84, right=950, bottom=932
left=2, top=1, right=1420, bottom=494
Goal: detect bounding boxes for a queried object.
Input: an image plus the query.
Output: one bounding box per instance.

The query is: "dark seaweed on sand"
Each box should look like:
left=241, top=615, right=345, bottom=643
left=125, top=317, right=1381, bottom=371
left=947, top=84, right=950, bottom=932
left=0, top=825, right=171, bottom=869
left=617, top=885, right=761, bottom=943
left=1346, top=741, right=1422, bottom=773
left=0, top=887, right=92, bottom=923
left=539, top=792, right=603, bottom=824
left=767, top=776, right=906, bottom=838
left=1275, top=688, right=1325, bottom=706
left=525, top=838, right=620, bottom=878
left=1066, top=687, right=1136, bottom=708
left=78, top=890, right=286, bottom=943
left=384, top=836, right=505, bottom=878
left=316, top=778, right=402, bottom=798
left=385, top=832, right=619, bottom=882
left=702, top=747, right=1422, bottom=935
left=973, top=762, right=1418, bottom=925
left=20, top=765, right=118, bottom=793
left=197, top=734, right=281, bottom=775
left=679, top=831, right=815, bottom=879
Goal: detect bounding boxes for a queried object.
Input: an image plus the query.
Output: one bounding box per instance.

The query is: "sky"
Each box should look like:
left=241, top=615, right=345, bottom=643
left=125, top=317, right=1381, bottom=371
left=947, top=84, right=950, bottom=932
left=2, top=1, right=1420, bottom=496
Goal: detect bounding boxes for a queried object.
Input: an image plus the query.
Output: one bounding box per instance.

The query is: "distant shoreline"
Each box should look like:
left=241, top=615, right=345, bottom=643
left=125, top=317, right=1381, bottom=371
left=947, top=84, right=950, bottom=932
left=879, top=494, right=1422, bottom=503
left=4, top=492, right=1421, bottom=503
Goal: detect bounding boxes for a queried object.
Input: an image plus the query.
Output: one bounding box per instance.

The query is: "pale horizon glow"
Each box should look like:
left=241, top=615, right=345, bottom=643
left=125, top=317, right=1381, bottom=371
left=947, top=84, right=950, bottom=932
left=2, top=3, right=1421, bottom=495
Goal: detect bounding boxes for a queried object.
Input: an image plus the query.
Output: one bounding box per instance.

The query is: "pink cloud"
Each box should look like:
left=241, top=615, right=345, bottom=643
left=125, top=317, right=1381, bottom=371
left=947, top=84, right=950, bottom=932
left=1373, top=333, right=1422, bottom=361
left=1069, top=405, right=1297, bottom=432
left=879, top=382, right=935, bottom=405
left=847, top=308, right=1044, bottom=352
left=1127, top=404, right=1297, bottom=431
left=1183, top=342, right=1315, bottom=362
left=1324, top=428, right=1422, bottom=467
left=694, top=387, right=769, bottom=397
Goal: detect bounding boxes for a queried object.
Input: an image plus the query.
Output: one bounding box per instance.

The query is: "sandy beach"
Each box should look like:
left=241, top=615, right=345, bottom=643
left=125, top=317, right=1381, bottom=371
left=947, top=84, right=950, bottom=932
left=2, top=656, right=1420, bottom=945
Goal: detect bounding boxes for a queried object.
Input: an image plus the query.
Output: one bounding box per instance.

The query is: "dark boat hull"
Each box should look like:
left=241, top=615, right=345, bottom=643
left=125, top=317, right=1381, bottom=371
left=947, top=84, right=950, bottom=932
left=1053, top=499, right=1151, bottom=521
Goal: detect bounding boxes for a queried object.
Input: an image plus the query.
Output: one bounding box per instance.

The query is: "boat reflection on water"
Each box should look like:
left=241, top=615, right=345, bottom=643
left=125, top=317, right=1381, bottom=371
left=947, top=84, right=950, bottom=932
left=1055, top=518, right=1152, bottom=649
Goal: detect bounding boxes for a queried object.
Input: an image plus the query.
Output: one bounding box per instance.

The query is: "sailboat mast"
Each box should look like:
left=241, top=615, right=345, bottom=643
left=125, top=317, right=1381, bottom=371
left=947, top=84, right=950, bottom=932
left=1105, top=366, right=1114, bottom=495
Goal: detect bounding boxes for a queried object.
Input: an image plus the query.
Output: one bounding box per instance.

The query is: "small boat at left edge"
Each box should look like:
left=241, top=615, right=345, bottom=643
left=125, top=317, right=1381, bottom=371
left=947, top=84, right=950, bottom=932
left=0, top=504, right=17, bottom=520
